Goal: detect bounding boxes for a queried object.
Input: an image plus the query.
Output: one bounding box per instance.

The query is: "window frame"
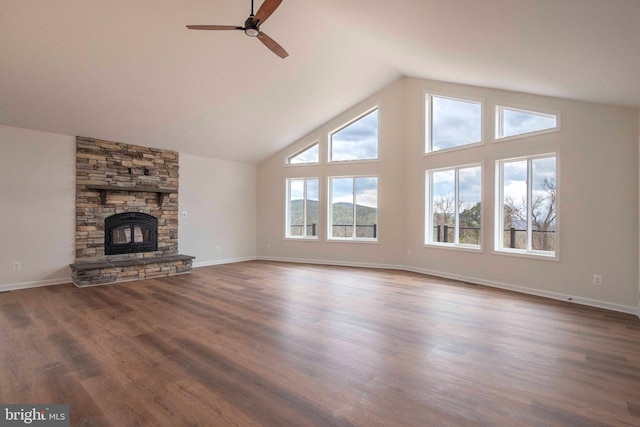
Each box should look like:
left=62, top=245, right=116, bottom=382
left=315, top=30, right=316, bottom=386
left=494, top=104, right=560, bottom=142
left=495, top=153, right=559, bottom=260
left=425, top=93, right=484, bottom=154
left=328, top=106, right=380, bottom=164
left=285, top=177, right=320, bottom=240
left=425, top=163, right=483, bottom=251
left=327, top=175, right=379, bottom=242
left=285, top=141, right=320, bottom=166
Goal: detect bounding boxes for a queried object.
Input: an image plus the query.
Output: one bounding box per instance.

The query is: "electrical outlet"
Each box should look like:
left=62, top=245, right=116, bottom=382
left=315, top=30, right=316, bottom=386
left=592, top=274, right=603, bottom=285
left=13, top=261, right=22, bottom=271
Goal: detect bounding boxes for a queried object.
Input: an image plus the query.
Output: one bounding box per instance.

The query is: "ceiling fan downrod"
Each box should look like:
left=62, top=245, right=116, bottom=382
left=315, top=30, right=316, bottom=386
left=245, top=0, right=259, bottom=36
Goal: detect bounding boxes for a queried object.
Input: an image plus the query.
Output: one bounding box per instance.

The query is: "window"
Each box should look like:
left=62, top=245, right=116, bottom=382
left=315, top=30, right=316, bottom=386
left=287, top=142, right=319, bottom=164
left=286, top=178, right=319, bottom=238
left=426, top=95, right=482, bottom=152
left=496, top=154, right=557, bottom=256
left=426, top=165, right=482, bottom=248
left=328, top=176, right=378, bottom=240
left=495, top=106, right=558, bottom=140
left=329, top=109, right=378, bottom=162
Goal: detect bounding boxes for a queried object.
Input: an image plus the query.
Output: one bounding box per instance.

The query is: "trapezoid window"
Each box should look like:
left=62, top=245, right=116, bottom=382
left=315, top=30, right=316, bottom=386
left=329, top=109, right=379, bottom=162
left=495, top=106, right=558, bottom=140
left=426, top=95, right=482, bottom=153
left=287, top=142, right=319, bottom=165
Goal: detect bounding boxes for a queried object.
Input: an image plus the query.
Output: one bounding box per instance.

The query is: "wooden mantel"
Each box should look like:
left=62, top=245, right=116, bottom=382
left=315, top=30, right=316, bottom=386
left=87, top=185, right=177, bottom=206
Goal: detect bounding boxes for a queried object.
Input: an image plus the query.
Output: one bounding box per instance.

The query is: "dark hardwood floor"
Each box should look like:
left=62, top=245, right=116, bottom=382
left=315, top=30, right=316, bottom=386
left=1, top=261, right=640, bottom=426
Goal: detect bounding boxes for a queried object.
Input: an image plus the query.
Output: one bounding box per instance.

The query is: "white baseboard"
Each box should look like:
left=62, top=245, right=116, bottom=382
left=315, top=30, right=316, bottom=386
left=192, top=256, right=258, bottom=269
left=258, top=256, right=640, bottom=317
left=0, top=277, right=72, bottom=293
left=402, top=265, right=639, bottom=316
left=258, top=255, right=402, bottom=271
left=3, top=258, right=637, bottom=318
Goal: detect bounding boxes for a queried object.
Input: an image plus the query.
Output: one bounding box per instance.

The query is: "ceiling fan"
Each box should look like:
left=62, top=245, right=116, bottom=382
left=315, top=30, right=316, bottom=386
left=187, top=0, right=288, bottom=59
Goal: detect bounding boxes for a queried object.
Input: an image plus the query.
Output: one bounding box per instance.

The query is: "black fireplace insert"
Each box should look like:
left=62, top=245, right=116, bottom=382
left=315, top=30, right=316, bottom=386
left=104, top=212, right=158, bottom=255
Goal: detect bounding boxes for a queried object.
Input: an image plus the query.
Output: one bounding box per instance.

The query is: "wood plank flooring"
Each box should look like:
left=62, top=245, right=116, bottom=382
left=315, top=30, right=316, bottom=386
left=1, top=260, right=640, bottom=426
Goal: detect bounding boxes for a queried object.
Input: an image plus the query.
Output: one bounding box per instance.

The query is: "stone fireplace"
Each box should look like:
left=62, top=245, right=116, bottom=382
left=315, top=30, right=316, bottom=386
left=70, top=137, right=193, bottom=286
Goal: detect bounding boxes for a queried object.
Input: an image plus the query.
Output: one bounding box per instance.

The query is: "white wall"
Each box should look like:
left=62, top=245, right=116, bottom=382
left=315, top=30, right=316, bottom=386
left=257, top=77, right=640, bottom=314
left=0, top=125, right=259, bottom=290
left=402, top=77, right=638, bottom=313
left=0, top=125, right=76, bottom=290
left=179, top=153, right=257, bottom=266
left=258, top=79, right=407, bottom=268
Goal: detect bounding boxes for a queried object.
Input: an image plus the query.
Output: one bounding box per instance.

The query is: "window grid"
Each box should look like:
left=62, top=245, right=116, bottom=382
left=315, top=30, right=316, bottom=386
left=328, top=176, right=378, bottom=241
left=426, top=165, right=482, bottom=249
left=286, top=178, right=319, bottom=239
left=496, top=154, right=557, bottom=256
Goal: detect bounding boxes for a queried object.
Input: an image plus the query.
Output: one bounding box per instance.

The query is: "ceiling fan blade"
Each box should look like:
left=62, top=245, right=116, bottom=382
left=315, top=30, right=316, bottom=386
left=186, top=25, right=243, bottom=30
left=253, top=0, right=283, bottom=24
left=257, top=32, right=288, bottom=58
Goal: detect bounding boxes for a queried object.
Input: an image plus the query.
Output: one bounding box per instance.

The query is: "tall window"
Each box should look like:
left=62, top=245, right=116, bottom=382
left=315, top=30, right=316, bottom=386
left=329, top=109, right=379, bottom=162
left=328, top=176, right=378, bottom=240
left=496, top=154, right=557, bottom=256
left=287, top=142, right=319, bottom=165
left=426, top=95, right=482, bottom=152
left=286, top=178, right=319, bottom=239
left=426, top=165, right=482, bottom=248
left=495, top=106, right=558, bottom=140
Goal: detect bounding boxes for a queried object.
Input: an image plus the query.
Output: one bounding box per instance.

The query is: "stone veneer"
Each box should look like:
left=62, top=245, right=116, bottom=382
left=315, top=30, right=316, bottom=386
left=71, top=137, right=193, bottom=286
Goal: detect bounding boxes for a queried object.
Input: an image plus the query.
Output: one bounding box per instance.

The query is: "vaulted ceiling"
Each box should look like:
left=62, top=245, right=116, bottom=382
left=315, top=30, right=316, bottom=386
left=2, top=0, right=639, bottom=163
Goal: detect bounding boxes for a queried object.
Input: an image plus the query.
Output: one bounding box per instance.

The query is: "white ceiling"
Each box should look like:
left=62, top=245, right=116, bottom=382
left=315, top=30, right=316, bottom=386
left=2, top=0, right=639, bottom=163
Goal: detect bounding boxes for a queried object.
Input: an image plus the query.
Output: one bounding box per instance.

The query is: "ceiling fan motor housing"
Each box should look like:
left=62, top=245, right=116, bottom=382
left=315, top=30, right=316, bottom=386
left=244, top=17, right=259, bottom=37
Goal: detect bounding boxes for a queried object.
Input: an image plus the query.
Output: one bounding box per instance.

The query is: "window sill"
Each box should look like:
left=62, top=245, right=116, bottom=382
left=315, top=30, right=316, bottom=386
left=424, top=141, right=484, bottom=157
left=493, top=126, right=560, bottom=144
left=327, top=238, right=379, bottom=244
left=424, top=243, right=482, bottom=253
left=327, top=158, right=380, bottom=165
left=493, top=249, right=558, bottom=262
